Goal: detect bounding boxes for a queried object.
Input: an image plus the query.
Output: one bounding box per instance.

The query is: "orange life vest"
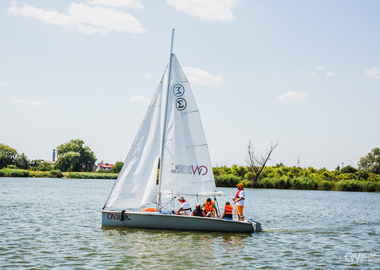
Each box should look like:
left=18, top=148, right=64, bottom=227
left=225, top=205, right=233, bottom=215
left=203, top=200, right=214, bottom=213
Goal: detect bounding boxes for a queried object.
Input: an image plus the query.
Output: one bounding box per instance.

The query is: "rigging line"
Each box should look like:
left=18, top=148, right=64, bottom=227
left=157, top=196, right=177, bottom=211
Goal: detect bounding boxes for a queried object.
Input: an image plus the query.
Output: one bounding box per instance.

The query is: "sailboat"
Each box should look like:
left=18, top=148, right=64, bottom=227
left=101, top=30, right=261, bottom=233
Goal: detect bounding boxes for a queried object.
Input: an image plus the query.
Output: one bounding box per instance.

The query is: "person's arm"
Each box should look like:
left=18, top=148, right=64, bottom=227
left=202, top=211, right=206, bottom=217
left=213, top=204, right=219, bottom=216
left=219, top=209, right=226, bottom=219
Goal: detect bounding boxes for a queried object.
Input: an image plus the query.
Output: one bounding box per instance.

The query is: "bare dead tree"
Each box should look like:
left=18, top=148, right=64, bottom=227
left=245, top=140, right=278, bottom=186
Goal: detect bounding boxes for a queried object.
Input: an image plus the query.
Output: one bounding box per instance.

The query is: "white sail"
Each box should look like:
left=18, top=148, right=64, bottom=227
left=159, top=54, right=216, bottom=198
left=105, top=78, right=163, bottom=209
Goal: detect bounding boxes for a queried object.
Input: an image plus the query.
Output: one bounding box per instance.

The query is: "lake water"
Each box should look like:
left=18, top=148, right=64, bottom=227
left=1, top=177, right=379, bottom=269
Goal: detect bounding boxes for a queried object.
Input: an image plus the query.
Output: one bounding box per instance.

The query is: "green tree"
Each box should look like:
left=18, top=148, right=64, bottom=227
left=16, top=153, right=30, bottom=169
left=37, top=162, right=53, bottom=171
left=358, top=147, right=380, bottom=174
left=341, top=165, right=357, bottom=174
left=112, top=161, right=124, bottom=173
left=54, top=139, right=96, bottom=172
left=0, top=143, right=18, bottom=169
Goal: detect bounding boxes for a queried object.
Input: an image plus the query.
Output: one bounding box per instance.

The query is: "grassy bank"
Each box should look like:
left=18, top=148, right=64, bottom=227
left=0, top=168, right=118, bottom=179
left=66, top=172, right=118, bottom=179
left=0, top=168, right=63, bottom=178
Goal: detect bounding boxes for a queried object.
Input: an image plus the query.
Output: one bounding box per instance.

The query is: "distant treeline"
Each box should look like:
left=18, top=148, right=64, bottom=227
left=2, top=164, right=380, bottom=192
left=214, top=164, right=380, bottom=192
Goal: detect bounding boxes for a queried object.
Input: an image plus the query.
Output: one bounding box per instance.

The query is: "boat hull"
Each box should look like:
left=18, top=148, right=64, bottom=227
left=102, top=210, right=256, bottom=233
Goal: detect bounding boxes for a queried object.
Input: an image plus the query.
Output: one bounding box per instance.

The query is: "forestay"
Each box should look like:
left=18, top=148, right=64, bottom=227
left=159, top=54, right=217, bottom=198
left=104, top=78, right=163, bottom=209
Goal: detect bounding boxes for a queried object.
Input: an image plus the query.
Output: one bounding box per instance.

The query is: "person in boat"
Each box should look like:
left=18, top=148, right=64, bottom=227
left=233, top=183, right=245, bottom=221
left=175, top=196, right=191, bottom=215
left=219, top=201, right=233, bottom=220
left=202, top=198, right=218, bottom=218
left=191, top=204, right=206, bottom=217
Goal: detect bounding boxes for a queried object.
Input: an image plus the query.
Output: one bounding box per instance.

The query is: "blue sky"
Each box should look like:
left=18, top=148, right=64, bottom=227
left=1, top=0, right=379, bottom=170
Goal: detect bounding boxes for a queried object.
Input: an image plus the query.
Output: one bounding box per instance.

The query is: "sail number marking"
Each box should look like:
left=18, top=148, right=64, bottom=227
left=176, top=98, right=187, bottom=111
left=173, top=84, right=185, bottom=97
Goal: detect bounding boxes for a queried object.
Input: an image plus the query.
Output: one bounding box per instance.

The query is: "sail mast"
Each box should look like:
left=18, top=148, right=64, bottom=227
left=158, top=28, right=175, bottom=206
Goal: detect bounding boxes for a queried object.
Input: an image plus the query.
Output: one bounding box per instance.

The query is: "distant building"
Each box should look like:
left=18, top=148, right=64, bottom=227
left=30, top=160, right=55, bottom=167
left=95, top=161, right=115, bottom=172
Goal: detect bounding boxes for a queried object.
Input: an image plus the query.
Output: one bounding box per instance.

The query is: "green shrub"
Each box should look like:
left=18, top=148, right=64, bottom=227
left=359, top=181, right=378, bottom=192
left=49, top=170, right=63, bottom=178
left=34, top=172, right=50, bottom=178
left=244, top=172, right=255, bottom=180
left=0, top=170, right=4, bottom=177
left=240, top=179, right=253, bottom=188
left=1, top=169, right=31, bottom=177
left=336, top=180, right=362, bottom=191
left=357, top=170, right=370, bottom=181
left=215, top=174, right=241, bottom=187
left=259, top=178, right=275, bottom=189
left=303, top=178, right=319, bottom=190
left=319, top=180, right=333, bottom=190
left=292, top=178, right=303, bottom=189
left=274, top=178, right=291, bottom=189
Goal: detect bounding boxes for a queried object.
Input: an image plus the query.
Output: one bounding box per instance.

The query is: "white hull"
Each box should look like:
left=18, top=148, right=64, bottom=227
left=102, top=210, right=257, bottom=233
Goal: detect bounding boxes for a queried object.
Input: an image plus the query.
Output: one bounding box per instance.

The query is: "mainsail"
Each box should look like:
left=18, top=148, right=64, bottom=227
left=105, top=77, right=163, bottom=209
left=159, top=54, right=216, bottom=198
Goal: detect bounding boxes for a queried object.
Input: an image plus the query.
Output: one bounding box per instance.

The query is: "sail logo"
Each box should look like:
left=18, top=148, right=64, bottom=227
left=173, top=84, right=185, bottom=97
left=176, top=98, right=187, bottom=111
left=192, top=165, right=208, bottom=176
left=171, top=165, right=208, bottom=176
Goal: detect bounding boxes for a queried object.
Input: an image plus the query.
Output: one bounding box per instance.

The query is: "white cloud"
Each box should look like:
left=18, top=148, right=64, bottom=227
left=183, top=67, right=222, bottom=86
left=8, top=1, right=147, bottom=35
left=167, top=0, right=240, bottom=21
left=365, top=66, right=380, bottom=78
left=326, top=71, right=336, bottom=77
left=311, top=72, right=316, bottom=76
left=88, top=0, right=143, bottom=9
left=145, top=74, right=153, bottom=78
left=277, top=91, right=307, bottom=101
left=0, top=82, right=8, bottom=86
left=128, top=95, right=150, bottom=105
left=315, top=65, right=324, bottom=70
left=8, top=0, right=74, bottom=28
left=13, top=99, right=45, bottom=106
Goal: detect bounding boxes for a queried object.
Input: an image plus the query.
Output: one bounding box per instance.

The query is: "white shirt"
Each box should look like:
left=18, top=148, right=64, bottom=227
left=181, top=201, right=191, bottom=215
left=236, top=190, right=245, bottom=206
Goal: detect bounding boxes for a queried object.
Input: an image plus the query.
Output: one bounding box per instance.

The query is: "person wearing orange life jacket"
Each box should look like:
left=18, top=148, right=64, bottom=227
left=233, top=183, right=245, bottom=221
left=201, top=198, right=218, bottom=218
left=219, top=201, right=233, bottom=220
